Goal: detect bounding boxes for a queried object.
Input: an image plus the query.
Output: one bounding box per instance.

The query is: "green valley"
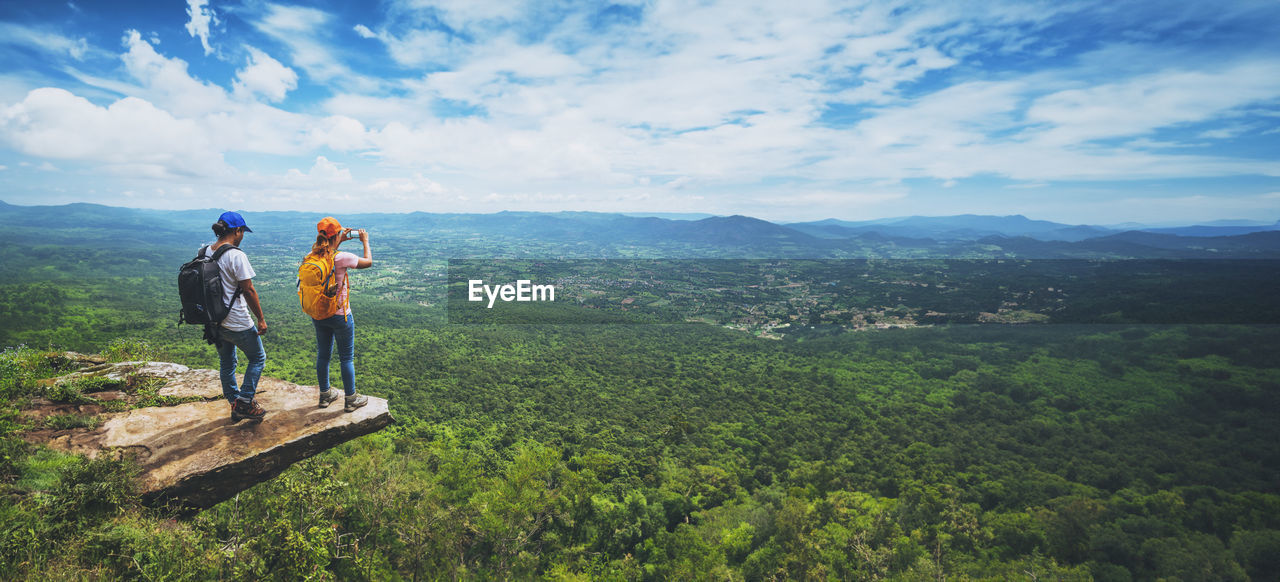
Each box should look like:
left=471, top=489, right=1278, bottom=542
left=1, top=203, right=1277, bottom=580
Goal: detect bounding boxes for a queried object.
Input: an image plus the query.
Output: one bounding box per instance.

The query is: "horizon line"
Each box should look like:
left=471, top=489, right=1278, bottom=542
left=2, top=198, right=1278, bottom=230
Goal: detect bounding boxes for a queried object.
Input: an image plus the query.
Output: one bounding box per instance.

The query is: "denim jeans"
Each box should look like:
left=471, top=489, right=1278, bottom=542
left=216, top=326, right=265, bottom=403
left=313, top=312, right=356, bottom=396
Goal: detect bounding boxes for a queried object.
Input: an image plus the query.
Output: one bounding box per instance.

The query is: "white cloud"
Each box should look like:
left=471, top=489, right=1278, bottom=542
left=664, top=176, right=692, bottom=190
left=250, top=3, right=363, bottom=86
left=321, top=93, right=432, bottom=127
left=0, top=87, right=227, bottom=178
left=286, top=155, right=352, bottom=182
left=1074, top=192, right=1280, bottom=224
left=289, top=0, right=1280, bottom=210
left=113, top=32, right=317, bottom=157
left=0, top=22, right=95, bottom=60
left=0, top=35, right=322, bottom=183
left=377, top=28, right=462, bottom=68
left=232, top=47, right=298, bottom=103
left=751, top=189, right=908, bottom=208
left=306, top=115, right=371, bottom=151
left=257, top=3, right=327, bottom=33
left=185, top=0, right=218, bottom=56
left=387, top=0, right=527, bottom=34
left=367, top=173, right=452, bottom=202
left=1198, top=122, right=1262, bottom=140
left=3, top=0, right=1279, bottom=219
left=1026, top=61, right=1280, bottom=146
left=121, top=30, right=226, bottom=116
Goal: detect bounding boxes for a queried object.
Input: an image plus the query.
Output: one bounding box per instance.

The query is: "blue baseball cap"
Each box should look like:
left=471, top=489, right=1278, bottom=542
left=218, top=211, right=253, bottom=233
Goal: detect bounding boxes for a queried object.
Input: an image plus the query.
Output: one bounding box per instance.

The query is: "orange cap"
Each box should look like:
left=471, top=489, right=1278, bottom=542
left=317, top=217, right=342, bottom=237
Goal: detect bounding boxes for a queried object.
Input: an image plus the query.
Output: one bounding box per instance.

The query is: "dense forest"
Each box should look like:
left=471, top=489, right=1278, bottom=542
left=1, top=204, right=1278, bottom=580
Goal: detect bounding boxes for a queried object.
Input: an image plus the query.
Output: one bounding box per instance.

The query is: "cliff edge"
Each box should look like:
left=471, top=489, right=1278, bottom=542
left=23, top=355, right=394, bottom=515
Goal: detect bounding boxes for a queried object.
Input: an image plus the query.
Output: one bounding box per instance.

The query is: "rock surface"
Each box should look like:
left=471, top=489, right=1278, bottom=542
left=28, top=360, right=394, bottom=514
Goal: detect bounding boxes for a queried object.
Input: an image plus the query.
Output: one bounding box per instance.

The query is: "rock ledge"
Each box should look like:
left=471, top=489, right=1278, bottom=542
left=26, top=359, right=395, bottom=514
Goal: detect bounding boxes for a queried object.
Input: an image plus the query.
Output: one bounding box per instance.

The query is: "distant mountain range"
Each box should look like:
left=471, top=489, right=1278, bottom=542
left=784, top=214, right=1280, bottom=241
left=2, top=201, right=1279, bottom=259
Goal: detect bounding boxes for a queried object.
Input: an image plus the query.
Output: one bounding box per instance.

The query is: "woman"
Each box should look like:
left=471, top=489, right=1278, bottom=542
left=311, top=216, right=372, bottom=412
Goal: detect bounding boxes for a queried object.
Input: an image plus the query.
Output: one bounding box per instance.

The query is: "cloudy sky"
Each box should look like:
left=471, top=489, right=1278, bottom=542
left=1, top=0, right=1278, bottom=224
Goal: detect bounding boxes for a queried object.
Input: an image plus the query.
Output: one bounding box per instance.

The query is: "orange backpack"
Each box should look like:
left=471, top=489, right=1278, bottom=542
left=297, top=252, right=344, bottom=320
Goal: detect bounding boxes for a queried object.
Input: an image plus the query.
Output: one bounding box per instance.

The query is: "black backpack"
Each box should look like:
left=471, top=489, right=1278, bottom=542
left=178, top=245, right=244, bottom=340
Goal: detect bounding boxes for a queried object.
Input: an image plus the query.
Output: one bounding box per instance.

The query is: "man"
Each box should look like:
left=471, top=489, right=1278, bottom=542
left=206, top=210, right=269, bottom=422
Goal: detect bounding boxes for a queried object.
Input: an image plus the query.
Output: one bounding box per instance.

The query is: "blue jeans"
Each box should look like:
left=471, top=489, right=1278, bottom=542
left=313, top=312, right=356, bottom=396
left=216, top=326, right=265, bottom=403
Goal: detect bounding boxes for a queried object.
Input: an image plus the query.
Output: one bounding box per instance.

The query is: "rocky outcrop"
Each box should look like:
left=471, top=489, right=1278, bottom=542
left=25, top=358, right=394, bottom=515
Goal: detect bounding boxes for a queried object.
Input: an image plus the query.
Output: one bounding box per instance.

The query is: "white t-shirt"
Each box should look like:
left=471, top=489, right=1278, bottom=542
left=202, top=244, right=257, bottom=331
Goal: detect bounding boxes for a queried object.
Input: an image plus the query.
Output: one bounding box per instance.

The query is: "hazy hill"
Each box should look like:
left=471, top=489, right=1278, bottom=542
left=4, top=201, right=1279, bottom=259
left=786, top=214, right=1116, bottom=242
left=1139, top=220, right=1280, bottom=237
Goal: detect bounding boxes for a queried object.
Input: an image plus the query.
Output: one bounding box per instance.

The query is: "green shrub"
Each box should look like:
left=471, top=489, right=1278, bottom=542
left=100, top=400, right=131, bottom=413
left=42, top=381, right=97, bottom=405
left=0, top=435, right=28, bottom=482
left=102, top=338, right=159, bottom=363
left=0, top=497, right=48, bottom=576
left=83, top=515, right=221, bottom=581
left=0, top=407, right=27, bottom=484
left=44, top=414, right=101, bottom=431
left=133, top=385, right=200, bottom=409
left=0, top=346, right=66, bottom=400
left=42, top=376, right=127, bottom=404
left=0, top=406, right=23, bottom=438
left=68, top=375, right=127, bottom=393
left=46, top=455, right=138, bottom=527
left=15, top=447, right=81, bottom=492
left=1232, top=529, right=1280, bottom=581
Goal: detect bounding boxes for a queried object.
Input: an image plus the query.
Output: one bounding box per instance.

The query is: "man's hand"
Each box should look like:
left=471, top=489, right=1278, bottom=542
left=241, top=279, right=267, bottom=333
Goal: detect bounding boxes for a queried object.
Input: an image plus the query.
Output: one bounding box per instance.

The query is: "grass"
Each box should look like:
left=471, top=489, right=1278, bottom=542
left=100, top=400, right=131, bottom=413
left=101, top=338, right=159, bottom=363
left=133, top=389, right=205, bottom=409
left=43, top=414, right=102, bottom=431
left=43, top=381, right=100, bottom=405
left=15, top=447, right=81, bottom=492
left=64, top=375, right=128, bottom=393
left=1, top=346, right=75, bottom=400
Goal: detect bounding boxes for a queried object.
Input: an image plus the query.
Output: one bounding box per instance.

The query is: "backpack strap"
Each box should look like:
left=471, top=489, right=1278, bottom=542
left=220, top=285, right=245, bottom=324
left=323, top=257, right=336, bottom=292
left=333, top=256, right=348, bottom=312
left=210, top=244, right=246, bottom=325
left=324, top=255, right=344, bottom=311
left=210, top=244, right=240, bottom=260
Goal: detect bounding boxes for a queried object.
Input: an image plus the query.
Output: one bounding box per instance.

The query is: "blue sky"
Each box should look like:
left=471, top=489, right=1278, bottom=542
left=1, top=0, right=1278, bottom=224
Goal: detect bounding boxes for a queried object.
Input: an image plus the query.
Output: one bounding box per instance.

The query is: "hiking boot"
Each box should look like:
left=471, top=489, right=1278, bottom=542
left=344, top=393, right=368, bottom=412
left=231, top=399, right=267, bottom=422
left=319, top=388, right=340, bottom=408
